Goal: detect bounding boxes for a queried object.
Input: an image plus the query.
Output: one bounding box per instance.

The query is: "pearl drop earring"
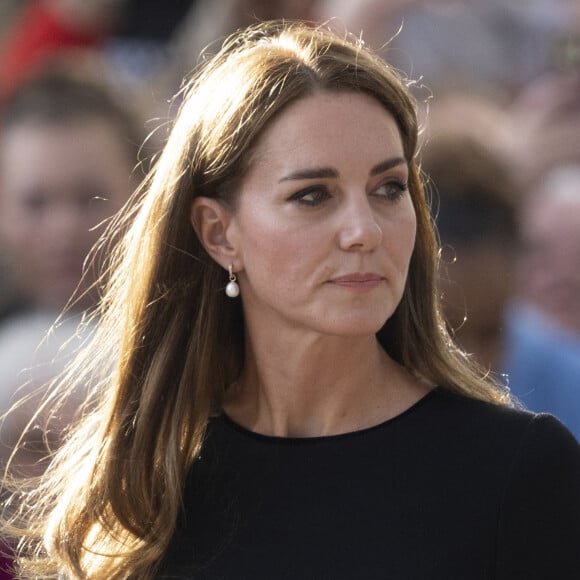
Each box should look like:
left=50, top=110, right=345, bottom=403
left=225, top=264, right=240, bottom=298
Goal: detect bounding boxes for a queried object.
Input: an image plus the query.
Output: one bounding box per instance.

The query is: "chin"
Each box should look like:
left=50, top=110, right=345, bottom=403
left=320, top=314, right=391, bottom=338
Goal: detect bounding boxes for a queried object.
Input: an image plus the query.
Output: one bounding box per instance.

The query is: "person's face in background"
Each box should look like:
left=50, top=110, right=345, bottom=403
left=0, top=117, right=134, bottom=311
left=517, top=176, right=580, bottom=335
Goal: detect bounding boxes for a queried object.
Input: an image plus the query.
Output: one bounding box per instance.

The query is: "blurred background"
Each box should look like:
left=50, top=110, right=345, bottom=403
left=0, top=0, right=579, bottom=574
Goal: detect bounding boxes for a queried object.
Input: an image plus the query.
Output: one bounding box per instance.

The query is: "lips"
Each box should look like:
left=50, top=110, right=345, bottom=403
left=329, top=272, right=384, bottom=290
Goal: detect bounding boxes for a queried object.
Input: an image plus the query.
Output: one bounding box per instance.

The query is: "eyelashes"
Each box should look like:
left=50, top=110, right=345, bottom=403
left=287, top=185, right=331, bottom=206
left=287, top=180, right=409, bottom=207
left=374, top=180, right=409, bottom=201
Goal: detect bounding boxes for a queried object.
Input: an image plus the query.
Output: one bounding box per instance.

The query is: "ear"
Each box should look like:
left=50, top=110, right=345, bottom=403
left=190, top=197, right=238, bottom=268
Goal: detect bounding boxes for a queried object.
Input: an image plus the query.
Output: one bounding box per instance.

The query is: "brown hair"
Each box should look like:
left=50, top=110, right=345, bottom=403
left=2, top=20, right=510, bottom=579
left=0, top=69, right=141, bottom=165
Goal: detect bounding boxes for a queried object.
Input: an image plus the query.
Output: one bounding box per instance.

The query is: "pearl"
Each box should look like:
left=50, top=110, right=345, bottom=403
left=225, top=280, right=240, bottom=298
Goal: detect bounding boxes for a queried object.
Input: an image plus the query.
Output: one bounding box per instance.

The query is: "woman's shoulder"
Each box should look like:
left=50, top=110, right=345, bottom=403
left=426, top=387, right=579, bottom=458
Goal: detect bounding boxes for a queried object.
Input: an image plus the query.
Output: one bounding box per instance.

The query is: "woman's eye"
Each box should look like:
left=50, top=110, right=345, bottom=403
left=288, top=186, right=331, bottom=206
left=374, top=180, right=408, bottom=201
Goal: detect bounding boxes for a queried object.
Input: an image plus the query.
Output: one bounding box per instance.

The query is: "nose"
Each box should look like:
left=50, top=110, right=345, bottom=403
left=338, top=196, right=383, bottom=252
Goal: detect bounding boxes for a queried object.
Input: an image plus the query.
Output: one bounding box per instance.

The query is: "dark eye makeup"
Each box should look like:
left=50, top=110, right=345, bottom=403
left=373, top=179, right=409, bottom=201
left=287, top=185, right=331, bottom=206
left=287, top=178, right=409, bottom=208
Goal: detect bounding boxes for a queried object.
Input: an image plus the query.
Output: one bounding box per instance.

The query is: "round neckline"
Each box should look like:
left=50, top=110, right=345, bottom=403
left=216, top=387, right=441, bottom=444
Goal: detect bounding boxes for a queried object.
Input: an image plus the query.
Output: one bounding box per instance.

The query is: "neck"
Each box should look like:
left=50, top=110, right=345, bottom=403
left=223, top=329, right=429, bottom=438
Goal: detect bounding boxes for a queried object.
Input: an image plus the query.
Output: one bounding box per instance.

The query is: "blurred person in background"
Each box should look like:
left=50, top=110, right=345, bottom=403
left=0, top=68, right=140, bottom=455
left=0, top=70, right=140, bottom=319
left=504, top=165, right=580, bottom=439
left=0, top=68, right=140, bottom=578
left=423, top=133, right=518, bottom=373
left=516, top=166, right=580, bottom=338
left=500, top=58, right=580, bottom=438
left=424, top=118, right=580, bottom=440
left=0, top=0, right=126, bottom=100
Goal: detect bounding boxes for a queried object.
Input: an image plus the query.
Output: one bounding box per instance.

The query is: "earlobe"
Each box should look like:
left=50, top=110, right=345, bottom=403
left=190, top=197, right=237, bottom=267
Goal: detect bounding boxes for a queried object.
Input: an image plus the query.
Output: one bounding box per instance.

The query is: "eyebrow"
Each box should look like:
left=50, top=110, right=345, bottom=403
left=279, top=156, right=407, bottom=182
left=369, top=157, right=407, bottom=176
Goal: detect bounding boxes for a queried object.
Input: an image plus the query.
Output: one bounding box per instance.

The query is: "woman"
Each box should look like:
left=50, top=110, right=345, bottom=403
left=3, top=21, right=579, bottom=580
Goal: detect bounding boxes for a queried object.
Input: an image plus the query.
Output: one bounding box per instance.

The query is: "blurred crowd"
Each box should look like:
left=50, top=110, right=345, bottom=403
left=0, top=0, right=579, bottom=575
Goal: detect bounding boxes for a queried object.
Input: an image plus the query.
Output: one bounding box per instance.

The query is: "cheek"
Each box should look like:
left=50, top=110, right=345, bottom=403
left=236, top=215, right=328, bottom=294
left=243, top=227, right=311, bottom=278
left=0, top=211, right=35, bottom=250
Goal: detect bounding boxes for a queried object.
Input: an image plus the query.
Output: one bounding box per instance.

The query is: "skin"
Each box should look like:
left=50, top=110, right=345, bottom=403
left=0, top=118, right=134, bottom=311
left=518, top=183, right=580, bottom=335
left=193, top=91, right=430, bottom=437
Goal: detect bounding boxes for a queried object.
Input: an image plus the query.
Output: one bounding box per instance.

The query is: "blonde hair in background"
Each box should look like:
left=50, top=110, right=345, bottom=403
left=2, top=20, right=510, bottom=579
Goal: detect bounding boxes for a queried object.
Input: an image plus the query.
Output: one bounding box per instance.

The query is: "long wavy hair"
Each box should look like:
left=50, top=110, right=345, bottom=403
left=2, top=20, right=510, bottom=579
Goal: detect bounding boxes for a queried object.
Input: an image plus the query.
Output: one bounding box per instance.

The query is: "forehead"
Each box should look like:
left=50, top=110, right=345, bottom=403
left=0, top=119, right=132, bottom=192
left=0, top=117, right=125, bottom=157
left=248, top=91, right=405, bottom=173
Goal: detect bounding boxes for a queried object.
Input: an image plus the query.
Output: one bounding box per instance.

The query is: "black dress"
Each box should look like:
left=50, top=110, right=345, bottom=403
left=157, top=388, right=580, bottom=579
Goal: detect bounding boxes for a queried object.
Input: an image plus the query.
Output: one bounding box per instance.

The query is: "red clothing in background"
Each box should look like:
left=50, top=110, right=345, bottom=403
left=0, top=1, right=106, bottom=99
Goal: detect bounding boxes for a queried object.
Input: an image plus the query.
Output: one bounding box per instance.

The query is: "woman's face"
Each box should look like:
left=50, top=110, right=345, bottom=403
left=227, top=91, right=417, bottom=338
